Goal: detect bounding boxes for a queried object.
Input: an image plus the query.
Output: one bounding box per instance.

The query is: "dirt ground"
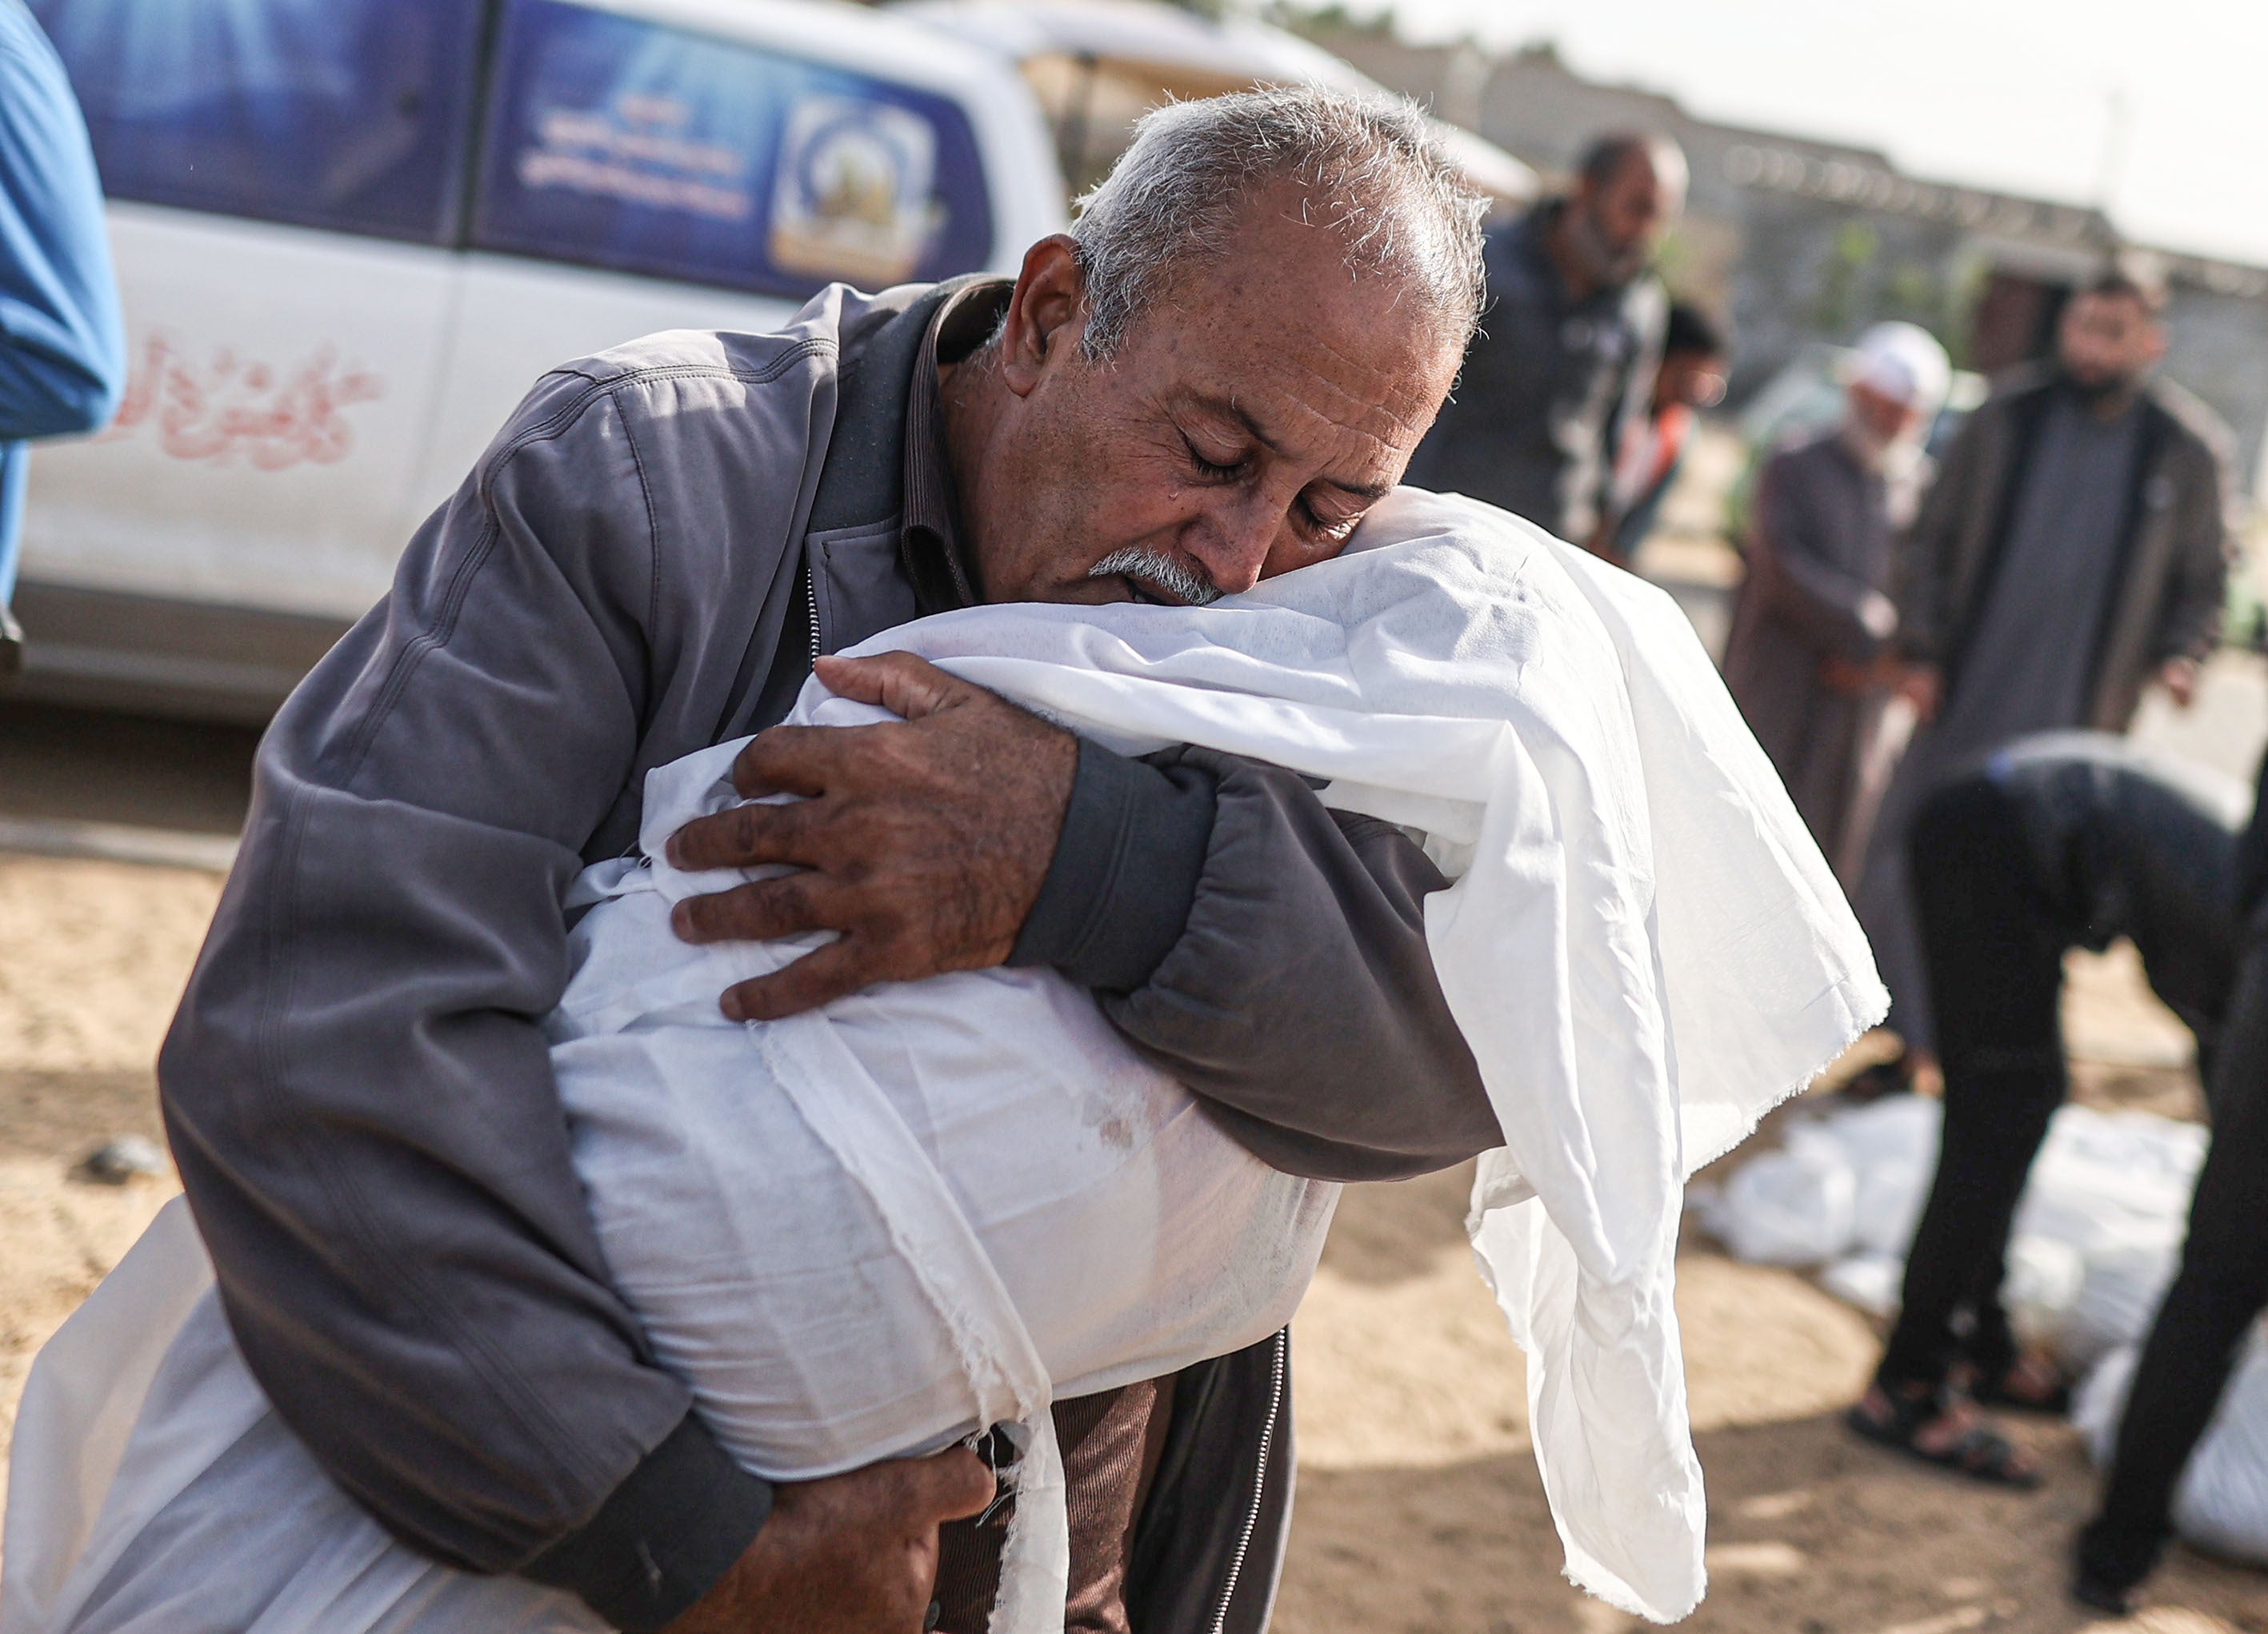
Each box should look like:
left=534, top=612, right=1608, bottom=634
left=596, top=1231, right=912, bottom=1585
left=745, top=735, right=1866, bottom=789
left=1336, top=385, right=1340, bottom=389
left=2, top=841, right=2265, bottom=1632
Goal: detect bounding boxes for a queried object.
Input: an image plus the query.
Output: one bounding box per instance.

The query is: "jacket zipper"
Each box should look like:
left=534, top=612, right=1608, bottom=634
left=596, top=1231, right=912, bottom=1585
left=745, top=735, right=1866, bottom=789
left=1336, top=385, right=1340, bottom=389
left=804, top=559, right=822, bottom=664
left=1208, top=1328, right=1286, bottom=1634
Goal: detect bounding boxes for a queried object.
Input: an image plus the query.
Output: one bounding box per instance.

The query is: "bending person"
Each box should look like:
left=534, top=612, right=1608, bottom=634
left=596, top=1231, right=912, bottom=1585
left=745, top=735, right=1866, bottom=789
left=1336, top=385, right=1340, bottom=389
left=1848, top=732, right=2250, bottom=1480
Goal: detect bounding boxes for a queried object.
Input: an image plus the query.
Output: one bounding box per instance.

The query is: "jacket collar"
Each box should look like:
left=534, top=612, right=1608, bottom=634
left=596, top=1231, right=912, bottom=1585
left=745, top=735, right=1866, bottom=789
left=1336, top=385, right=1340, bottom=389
left=804, top=274, right=1007, bottom=619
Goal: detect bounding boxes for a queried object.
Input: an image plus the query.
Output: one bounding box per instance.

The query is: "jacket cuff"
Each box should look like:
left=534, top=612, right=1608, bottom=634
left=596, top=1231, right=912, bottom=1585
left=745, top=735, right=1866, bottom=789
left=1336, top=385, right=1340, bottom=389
left=519, top=1411, right=772, bottom=1632
left=1009, top=739, right=1217, bottom=993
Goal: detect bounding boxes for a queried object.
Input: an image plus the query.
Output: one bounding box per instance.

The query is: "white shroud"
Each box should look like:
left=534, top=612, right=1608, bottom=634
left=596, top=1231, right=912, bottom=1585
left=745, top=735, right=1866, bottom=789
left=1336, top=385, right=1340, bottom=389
left=2, top=490, right=1882, bottom=1632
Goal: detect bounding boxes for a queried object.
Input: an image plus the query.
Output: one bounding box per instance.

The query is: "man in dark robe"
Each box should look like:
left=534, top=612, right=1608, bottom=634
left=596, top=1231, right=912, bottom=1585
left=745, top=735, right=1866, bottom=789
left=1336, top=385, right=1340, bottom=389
left=1723, top=322, right=1947, bottom=881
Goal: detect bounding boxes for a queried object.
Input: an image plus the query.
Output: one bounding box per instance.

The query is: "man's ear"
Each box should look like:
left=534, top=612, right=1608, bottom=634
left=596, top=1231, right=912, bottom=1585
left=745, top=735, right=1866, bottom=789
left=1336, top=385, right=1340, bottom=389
left=998, top=235, right=1086, bottom=397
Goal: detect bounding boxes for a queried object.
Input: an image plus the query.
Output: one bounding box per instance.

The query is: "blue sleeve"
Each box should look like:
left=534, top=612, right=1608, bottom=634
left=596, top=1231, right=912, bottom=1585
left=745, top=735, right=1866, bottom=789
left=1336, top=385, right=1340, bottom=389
left=0, top=2, right=122, bottom=441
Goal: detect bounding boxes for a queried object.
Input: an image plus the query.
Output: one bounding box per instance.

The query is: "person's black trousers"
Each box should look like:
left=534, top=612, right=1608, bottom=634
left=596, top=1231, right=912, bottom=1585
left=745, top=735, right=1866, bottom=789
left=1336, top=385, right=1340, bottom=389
left=2079, top=931, right=2268, bottom=1590
left=1876, top=746, right=2246, bottom=1395
left=1876, top=777, right=2069, bottom=1389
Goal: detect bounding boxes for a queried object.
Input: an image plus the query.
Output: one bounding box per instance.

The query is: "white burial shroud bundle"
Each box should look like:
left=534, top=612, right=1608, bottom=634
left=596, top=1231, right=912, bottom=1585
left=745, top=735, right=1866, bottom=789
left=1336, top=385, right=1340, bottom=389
left=2, top=490, right=1882, bottom=1633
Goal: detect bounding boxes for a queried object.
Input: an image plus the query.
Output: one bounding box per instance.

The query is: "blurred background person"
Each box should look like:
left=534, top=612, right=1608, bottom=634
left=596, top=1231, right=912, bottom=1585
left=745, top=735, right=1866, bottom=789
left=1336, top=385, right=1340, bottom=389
left=0, top=0, right=122, bottom=676
left=1722, top=321, right=1948, bottom=886
left=1602, top=298, right=1727, bottom=565
left=1853, top=269, right=2232, bottom=1093
left=1404, top=129, right=1686, bottom=549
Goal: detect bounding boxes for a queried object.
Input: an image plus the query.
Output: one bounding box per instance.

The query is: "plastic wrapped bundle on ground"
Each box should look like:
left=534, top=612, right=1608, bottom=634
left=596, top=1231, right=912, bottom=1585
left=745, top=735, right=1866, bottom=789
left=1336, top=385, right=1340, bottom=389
left=1702, top=1095, right=2206, bottom=1368
left=2, top=490, right=1884, bottom=1632
left=2078, top=1328, right=2268, bottom=1567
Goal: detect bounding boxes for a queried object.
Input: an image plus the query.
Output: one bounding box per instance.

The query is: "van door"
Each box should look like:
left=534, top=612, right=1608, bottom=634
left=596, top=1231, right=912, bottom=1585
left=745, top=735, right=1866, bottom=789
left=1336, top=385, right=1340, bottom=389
left=17, top=0, right=480, bottom=706
left=416, top=0, right=1015, bottom=501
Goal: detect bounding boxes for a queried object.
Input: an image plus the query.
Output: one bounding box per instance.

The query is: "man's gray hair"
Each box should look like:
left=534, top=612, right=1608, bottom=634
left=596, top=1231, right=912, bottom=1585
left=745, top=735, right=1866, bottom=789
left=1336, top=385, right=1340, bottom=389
left=1069, top=86, right=1489, bottom=358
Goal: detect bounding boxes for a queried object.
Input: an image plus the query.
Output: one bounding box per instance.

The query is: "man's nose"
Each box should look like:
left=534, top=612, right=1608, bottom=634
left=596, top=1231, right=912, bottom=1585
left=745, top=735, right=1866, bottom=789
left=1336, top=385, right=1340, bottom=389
left=1186, top=491, right=1282, bottom=597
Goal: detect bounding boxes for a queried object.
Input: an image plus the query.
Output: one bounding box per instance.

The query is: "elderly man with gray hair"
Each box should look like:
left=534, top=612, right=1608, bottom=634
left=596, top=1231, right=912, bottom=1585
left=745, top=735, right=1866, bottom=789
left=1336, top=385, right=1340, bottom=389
left=1722, top=322, right=1950, bottom=883
left=149, top=88, right=1493, bottom=1634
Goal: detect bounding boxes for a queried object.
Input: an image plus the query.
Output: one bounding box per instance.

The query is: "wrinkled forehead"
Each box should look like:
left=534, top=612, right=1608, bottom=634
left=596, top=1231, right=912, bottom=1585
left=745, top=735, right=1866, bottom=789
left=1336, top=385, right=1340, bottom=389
left=1214, top=339, right=1450, bottom=472
left=1140, top=233, right=1462, bottom=450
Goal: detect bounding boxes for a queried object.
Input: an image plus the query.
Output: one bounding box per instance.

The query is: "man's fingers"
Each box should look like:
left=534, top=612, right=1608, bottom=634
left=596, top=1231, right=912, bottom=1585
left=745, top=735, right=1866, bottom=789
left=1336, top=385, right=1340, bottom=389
left=909, top=1446, right=997, bottom=1524
left=730, top=726, right=842, bottom=798
left=673, top=873, right=838, bottom=946
left=721, top=936, right=877, bottom=1021
left=815, top=651, right=974, bottom=721
left=668, top=798, right=824, bottom=873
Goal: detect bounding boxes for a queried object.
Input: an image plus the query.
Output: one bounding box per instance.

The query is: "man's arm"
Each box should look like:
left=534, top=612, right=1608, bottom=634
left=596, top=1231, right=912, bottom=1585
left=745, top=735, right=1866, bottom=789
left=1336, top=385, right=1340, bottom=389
left=2150, top=429, right=2233, bottom=669
left=1746, top=453, right=1898, bottom=663
left=0, top=11, right=124, bottom=440
left=160, top=378, right=769, bottom=1629
left=1043, top=744, right=1501, bottom=1181
left=1588, top=285, right=1667, bottom=557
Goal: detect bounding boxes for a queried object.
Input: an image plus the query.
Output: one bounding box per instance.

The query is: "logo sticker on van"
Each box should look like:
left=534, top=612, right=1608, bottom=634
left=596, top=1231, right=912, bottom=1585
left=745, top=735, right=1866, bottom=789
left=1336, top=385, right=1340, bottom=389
left=769, top=95, right=943, bottom=290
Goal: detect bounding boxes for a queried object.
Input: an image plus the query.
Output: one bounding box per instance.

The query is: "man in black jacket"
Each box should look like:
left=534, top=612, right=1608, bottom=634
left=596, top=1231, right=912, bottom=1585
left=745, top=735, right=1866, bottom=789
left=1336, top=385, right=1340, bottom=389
left=158, top=88, right=1497, bottom=1634
left=1402, top=130, right=1683, bottom=549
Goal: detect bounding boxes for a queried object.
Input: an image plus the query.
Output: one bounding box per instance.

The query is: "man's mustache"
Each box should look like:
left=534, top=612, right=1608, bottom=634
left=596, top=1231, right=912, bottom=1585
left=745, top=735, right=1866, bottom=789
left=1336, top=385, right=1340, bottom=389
left=1086, top=547, right=1222, bottom=607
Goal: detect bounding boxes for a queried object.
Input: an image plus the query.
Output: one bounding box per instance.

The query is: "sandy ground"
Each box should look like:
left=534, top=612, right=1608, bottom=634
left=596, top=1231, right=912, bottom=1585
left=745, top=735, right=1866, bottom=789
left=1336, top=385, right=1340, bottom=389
left=0, top=852, right=214, bottom=1521
left=2, top=841, right=2265, bottom=1632
left=3, top=474, right=2266, bottom=1628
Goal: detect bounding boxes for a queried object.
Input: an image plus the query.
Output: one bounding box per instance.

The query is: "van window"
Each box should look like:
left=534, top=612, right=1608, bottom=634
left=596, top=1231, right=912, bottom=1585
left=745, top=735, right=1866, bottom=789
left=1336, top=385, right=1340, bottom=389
left=30, top=0, right=484, bottom=245
left=473, top=0, right=995, bottom=298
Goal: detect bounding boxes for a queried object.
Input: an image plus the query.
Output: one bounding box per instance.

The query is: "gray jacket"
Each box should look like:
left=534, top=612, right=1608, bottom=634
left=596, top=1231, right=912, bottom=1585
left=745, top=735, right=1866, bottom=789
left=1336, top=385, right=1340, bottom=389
left=158, top=278, right=1498, bottom=1631
left=1895, top=364, right=2234, bottom=732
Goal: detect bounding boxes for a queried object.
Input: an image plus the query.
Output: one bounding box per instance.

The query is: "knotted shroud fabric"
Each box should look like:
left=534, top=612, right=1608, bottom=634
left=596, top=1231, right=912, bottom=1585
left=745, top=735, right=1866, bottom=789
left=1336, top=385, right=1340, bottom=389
left=2, top=489, right=1879, bottom=1632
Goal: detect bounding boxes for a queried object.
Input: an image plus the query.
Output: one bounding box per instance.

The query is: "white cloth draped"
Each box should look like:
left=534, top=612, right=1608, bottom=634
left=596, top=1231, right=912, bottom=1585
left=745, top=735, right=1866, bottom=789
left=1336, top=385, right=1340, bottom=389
left=834, top=489, right=1884, bottom=1619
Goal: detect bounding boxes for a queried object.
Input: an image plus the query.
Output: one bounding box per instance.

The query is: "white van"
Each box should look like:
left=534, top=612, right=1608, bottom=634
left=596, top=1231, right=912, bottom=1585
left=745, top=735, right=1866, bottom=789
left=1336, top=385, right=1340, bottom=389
left=14, top=0, right=1064, bottom=720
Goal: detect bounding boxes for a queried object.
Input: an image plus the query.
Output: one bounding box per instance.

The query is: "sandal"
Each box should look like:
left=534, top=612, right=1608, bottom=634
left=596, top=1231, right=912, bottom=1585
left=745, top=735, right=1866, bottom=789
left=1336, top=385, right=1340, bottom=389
left=1845, top=1384, right=2042, bottom=1488
left=1839, top=1060, right=1914, bottom=1104
left=1962, top=1352, right=2073, bottom=1416
left=2070, top=1571, right=2133, bottom=1616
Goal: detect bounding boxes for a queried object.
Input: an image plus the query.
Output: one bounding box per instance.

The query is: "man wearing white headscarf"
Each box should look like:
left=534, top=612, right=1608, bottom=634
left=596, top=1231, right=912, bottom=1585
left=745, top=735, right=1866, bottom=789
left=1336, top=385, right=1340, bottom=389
left=1722, top=322, right=1949, bottom=881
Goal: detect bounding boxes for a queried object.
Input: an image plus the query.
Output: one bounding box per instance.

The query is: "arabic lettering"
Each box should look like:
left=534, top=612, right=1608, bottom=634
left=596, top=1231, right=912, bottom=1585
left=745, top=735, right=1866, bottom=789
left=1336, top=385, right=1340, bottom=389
left=519, top=92, right=754, bottom=222
left=102, top=332, right=385, bottom=469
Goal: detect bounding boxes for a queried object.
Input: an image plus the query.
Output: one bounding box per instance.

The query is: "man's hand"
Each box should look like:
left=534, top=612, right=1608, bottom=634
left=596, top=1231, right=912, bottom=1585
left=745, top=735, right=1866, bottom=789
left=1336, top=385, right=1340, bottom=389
left=661, top=1448, right=994, bottom=1634
left=668, top=652, right=1079, bottom=1021
left=1894, top=662, right=1943, bottom=725
left=2159, top=656, right=2200, bottom=709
